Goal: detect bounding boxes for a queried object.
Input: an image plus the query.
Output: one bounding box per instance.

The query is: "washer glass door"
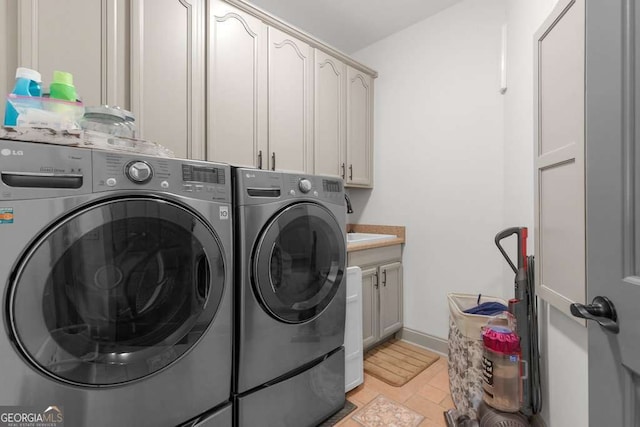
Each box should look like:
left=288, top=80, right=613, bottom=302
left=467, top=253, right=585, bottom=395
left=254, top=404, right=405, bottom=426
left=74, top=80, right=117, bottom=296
left=253, top=202, right=346, bottom=323
left=9, top=198, right=226, bottom=386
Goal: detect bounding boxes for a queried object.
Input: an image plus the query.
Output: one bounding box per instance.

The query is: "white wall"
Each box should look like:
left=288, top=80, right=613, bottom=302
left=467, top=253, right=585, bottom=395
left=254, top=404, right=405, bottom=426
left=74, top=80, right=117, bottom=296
left=352, top=0, right=588, bottom=425
left=350, top=0, right=508, bottom=340
left=503, top=1, right=588, bottom=426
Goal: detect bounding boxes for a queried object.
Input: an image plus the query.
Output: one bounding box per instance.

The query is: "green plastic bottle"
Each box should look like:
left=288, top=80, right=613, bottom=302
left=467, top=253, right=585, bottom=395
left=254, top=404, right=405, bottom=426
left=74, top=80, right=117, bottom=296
left=49, top=70, right=77, bottom=101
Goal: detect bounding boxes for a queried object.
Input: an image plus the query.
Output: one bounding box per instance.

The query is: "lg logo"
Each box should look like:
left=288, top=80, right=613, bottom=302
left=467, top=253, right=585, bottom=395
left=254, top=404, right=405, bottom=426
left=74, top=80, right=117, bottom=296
left=1, top=149, right=24, bottom=156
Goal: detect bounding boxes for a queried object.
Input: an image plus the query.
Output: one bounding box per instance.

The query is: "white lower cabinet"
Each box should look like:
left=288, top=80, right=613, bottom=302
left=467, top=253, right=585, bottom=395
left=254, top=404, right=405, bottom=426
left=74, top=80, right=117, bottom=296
left=348, top=245, right=403, bottom=350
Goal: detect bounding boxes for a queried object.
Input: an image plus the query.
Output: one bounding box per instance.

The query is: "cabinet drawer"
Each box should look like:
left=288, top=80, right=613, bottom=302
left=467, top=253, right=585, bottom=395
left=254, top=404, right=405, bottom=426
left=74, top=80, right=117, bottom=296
left=347, top=244, right=401, bottom=267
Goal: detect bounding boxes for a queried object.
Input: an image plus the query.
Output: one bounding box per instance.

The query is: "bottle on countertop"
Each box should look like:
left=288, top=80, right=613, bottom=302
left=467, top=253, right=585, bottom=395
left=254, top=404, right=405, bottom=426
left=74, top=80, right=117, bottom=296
left=49, top=70, right=77, bottom=101
left=4, top=67, right=42, bottom=127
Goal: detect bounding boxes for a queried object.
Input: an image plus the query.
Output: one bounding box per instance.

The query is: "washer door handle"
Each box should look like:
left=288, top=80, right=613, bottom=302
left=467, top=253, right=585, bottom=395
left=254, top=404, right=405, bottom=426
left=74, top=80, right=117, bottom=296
left=196, top=255, right=211, bottom=306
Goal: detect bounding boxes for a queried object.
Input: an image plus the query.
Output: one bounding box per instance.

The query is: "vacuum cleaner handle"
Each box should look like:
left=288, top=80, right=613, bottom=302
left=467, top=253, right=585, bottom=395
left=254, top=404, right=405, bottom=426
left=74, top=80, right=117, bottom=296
left=494, top=227, right=528, bottom=274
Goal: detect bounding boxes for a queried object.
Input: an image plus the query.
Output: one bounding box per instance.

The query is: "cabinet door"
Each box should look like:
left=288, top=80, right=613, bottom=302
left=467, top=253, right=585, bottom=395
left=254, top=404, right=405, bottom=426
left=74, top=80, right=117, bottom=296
left=361, top=267, right=378, bottom=350
left=131, top=0, right=206, bottom=159
left=379, top=262, right=403, bottom=339
left=17, top=0, right=125, bottom=107
left=314, top=50, right=345, bottom=178
left=267, top=26, right=312, bottom=173
left=346, top=66, right=373, bottom=187
left=208, top=0, right=267, bottom=167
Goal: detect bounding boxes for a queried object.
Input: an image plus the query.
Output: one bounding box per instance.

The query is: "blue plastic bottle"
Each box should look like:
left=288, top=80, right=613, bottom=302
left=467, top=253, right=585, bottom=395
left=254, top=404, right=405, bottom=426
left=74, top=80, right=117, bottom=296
left=4, top=67, right=42, bottom=127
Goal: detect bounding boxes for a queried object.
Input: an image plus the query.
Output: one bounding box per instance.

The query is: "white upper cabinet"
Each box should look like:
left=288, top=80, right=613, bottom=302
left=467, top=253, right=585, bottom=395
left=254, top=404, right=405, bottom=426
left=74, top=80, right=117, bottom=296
left=267, top=27, right=312, bottom=173
left=131, top=0, right=206, bottom=159
left=17, top=0, right=126, bottom=107
left=346, top=66, right=373, bottom=187
left=207, top=0, right=267, bottom=168
left=19, top=0, right=205, bottom=160
left=208, top=2, right=312, bottom=173
left=314, top=49, right=346, bottom=179
left=10, top=0, right=376, bottom=178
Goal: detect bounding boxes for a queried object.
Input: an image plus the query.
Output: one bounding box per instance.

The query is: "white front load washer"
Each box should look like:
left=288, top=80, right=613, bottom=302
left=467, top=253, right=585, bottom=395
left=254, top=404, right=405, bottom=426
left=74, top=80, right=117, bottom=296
left=0, top=139, right=233, bottom=427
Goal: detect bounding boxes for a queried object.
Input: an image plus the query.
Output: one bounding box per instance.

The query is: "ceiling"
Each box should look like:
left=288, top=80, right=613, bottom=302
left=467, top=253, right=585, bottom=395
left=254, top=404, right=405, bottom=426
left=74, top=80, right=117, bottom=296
left=247, top=0, right=464, bottom=54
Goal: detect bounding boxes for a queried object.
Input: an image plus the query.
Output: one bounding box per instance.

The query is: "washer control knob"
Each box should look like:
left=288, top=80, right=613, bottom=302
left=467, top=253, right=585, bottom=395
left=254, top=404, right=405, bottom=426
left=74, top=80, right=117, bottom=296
left=298, top=178, right=312, bottom=193
left=126, top=161, right=153, bottom=184
left=106, top=178, right=117, bottom=187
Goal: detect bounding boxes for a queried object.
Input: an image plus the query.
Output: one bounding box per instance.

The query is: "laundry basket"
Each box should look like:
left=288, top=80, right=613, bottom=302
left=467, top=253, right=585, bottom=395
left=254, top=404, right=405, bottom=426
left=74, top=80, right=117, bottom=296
left=447, top=293, right=508, bottom=419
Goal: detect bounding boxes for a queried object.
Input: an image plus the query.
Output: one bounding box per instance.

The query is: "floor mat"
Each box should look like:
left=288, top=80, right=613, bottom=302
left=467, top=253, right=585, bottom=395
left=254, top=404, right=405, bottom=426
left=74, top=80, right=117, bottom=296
left=352, top=395, right=424, bottom=427
left=364, top=339, right=439, bottom=387
left=318, top=400, right=357, bottom=426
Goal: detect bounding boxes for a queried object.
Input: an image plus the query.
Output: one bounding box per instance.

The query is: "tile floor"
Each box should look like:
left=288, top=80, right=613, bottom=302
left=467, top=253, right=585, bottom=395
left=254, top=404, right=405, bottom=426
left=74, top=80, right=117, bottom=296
left=337, top=357, right=453, bottom=427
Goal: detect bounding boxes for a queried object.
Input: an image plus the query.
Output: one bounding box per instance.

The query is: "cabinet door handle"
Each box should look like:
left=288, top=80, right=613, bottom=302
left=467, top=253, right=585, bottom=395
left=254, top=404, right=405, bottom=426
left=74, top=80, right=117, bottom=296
left=382, top=270, right=387, bottom=287
left=258, top=150, right=263, bottom=169
left=271, top=152, right=276, bottom=171
left=341, top=163, right=346, bottom=179
left=349, top=164, right=353, bottom=180
left=374, top=272, right=379, bottom=289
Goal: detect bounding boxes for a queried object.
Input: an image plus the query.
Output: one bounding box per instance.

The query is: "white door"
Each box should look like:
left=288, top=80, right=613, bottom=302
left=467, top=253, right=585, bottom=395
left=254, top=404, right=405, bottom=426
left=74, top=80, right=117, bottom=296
left=314, top=50, right=345, bottom=179
left=208, top=0, right=267, bottom=167
left=267, top=27, right=312, bottom=173
left=361, top=267, right=378, bottom=349
left=580, top=0, right=640, bottom=424
left=131, top=0, right=206, bottom=159
left=346, top=66, right=372, bottom=187
left=378, top=262, right=403, bottom=339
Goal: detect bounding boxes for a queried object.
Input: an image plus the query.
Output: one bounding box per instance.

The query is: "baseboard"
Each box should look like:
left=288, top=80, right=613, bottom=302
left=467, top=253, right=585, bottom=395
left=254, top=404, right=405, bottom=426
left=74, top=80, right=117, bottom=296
left=398, top=327, right=448, bottom=357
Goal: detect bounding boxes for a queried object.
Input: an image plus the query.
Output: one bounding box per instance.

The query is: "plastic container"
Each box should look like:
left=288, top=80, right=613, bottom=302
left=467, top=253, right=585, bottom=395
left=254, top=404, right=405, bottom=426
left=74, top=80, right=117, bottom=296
left=49, top=71, right=77, bottom=101
left=80, top=106, right=134, bottom=138
left=4, top=67, right=42, bottom=127
left=481, top=325, right=524, bottom=412
left=447, top=293, right=508, bottom=419
left=6, top=94, right=84, bottom=131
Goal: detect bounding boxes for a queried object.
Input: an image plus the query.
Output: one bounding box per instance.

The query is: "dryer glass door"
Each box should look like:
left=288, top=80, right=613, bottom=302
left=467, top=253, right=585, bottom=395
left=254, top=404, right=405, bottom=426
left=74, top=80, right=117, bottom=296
left=9, top=198, right=226, bottom=386
left=253, top=202, right=346, bottom=323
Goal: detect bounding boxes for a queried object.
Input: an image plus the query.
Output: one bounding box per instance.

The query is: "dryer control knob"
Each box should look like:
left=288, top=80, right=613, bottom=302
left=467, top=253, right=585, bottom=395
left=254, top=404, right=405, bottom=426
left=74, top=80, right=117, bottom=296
left=298, top=178, right=312, bottom=193
left=126, top=161, right=153, bottom=184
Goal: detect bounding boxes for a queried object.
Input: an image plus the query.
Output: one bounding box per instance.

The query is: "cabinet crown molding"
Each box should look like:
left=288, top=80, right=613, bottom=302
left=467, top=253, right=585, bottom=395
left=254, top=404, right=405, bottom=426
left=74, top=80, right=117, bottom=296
left=222, top=0, right=378, bottom=78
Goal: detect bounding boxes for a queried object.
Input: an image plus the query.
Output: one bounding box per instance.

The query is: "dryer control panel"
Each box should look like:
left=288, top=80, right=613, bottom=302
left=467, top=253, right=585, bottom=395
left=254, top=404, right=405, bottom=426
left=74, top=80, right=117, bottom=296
left=234, top=168, right=344, bottom=207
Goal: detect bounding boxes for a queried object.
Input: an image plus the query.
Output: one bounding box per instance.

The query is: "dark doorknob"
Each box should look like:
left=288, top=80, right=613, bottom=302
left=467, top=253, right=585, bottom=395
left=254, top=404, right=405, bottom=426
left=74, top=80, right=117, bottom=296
left=570, top=296, right=619, bottom=334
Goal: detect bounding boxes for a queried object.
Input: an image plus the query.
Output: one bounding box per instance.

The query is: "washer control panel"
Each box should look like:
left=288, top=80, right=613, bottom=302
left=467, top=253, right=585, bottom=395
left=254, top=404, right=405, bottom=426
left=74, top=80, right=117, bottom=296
left=93, top=151, right=230, bottom=202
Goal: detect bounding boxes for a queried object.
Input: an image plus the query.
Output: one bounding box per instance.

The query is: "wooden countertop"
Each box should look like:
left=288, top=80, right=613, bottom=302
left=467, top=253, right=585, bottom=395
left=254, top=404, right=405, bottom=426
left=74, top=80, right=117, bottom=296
left=346, top=224, right=406, bottom=252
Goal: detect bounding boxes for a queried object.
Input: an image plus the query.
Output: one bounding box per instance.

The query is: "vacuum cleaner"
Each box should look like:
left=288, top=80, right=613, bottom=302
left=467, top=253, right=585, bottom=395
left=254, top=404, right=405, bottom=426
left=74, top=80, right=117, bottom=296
left=445, top=227, right=542, bottom=427
left=489, top=227, right=542, bottom=422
